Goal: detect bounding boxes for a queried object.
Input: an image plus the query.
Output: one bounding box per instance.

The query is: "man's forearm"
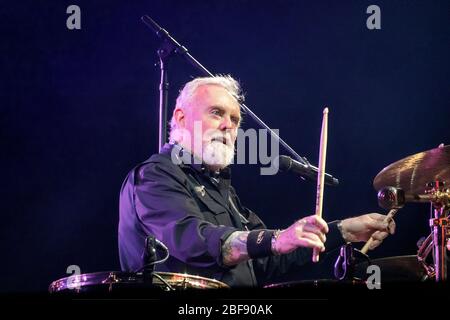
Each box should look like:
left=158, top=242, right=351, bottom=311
left=222, top=220, right=345, bottom=266
left=222, top=231, right=250, bottom=266
left=222, top=218, right=391, bottom=266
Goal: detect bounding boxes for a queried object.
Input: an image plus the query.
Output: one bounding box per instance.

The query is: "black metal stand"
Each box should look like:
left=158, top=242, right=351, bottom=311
left=141, top=15, right=211, bottom=150
left=157, top=47, right=170, bottom=151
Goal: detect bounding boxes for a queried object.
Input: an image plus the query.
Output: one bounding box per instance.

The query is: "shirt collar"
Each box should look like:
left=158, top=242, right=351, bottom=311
left=161, top=142, right=231, bottom=180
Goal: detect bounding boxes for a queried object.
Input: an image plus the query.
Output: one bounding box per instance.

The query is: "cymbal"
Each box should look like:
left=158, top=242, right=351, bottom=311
left=374, top=145, right=450, bottom=195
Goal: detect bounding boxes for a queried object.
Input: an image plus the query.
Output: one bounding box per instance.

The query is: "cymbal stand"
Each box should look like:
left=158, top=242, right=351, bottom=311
left=425, top=181, right=450, bottom=281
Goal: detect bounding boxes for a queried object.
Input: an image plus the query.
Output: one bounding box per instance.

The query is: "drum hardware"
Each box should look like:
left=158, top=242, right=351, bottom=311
left=373, top=145, right=450, bottom=282
left=427, top=181, right=449, bottom=281
left=417, top=233, right=435, bottom=280
left=373, top=183, right=449, bottom=281
left=377, top=187, right=406, bottom=210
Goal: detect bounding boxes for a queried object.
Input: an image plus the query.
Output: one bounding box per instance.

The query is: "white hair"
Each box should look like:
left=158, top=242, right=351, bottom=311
left=169, top=75, right=244, bottom=142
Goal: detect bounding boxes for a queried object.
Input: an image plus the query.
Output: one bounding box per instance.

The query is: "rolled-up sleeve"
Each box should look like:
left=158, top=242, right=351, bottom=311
left=134, top=162, right=236, bottom=269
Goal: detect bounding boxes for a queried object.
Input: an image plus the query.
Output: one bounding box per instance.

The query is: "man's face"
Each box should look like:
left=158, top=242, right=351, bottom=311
left=178, top=84, right=241, bottom=169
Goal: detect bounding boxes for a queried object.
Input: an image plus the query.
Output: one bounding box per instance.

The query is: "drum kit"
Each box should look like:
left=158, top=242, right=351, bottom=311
left=49, top=145, right=450, bottom=293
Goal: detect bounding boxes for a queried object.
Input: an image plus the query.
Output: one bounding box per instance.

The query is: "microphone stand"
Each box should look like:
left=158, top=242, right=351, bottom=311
left=141, top=15, right=313, bottom=167
left=157, top=45, right=169, bottom=153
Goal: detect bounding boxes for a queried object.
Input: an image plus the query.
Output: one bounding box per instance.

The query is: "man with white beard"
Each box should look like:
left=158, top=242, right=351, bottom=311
left=118, top=76, right=396, bottom=287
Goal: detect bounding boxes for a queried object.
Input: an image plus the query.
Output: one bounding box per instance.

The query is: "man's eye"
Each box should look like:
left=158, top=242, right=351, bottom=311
left=211, top=109, right=221, bottom=116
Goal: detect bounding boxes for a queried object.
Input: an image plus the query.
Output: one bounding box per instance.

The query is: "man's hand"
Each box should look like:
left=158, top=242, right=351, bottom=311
left=274, top=215, right=329, bottom=255
left=222, top=215, right=328, bottom=266
left=340, top=213, right=396, bottom=250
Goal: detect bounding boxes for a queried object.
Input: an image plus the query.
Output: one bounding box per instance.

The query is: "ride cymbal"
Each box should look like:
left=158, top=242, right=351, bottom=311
left=374, top=145, right=450, bottom=195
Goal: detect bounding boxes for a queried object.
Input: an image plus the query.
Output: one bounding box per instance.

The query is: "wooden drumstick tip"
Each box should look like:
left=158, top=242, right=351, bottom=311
left=323, top=107, right=329, bottom=114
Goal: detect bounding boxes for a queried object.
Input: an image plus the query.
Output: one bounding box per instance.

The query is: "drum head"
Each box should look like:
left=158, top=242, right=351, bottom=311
left=264, top=255, right=427, bottom=289
left=355, top=255, right=427, bottom=282
left=49, top=271, right=229, bottom=294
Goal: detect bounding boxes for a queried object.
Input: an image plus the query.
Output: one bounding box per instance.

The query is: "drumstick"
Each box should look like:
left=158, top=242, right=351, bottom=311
left=312, top=107, right=328, bottom=263
left=360, top=208, right=398, bottom=254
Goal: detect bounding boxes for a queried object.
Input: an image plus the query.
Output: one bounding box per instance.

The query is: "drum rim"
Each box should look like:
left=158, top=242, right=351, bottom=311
left=49, top=270, right=229, bottom=292
left=263, top=278, right=366, bottom=288
left=153, top=271, right=229, bottom=289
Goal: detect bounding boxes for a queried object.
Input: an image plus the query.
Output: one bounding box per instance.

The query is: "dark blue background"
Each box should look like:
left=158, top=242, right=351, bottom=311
left=1, top=0, right=449, bottom=292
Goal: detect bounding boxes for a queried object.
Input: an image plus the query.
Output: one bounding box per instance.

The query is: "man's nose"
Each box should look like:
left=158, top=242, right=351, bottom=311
left=219, top=116, right=233, bottom=130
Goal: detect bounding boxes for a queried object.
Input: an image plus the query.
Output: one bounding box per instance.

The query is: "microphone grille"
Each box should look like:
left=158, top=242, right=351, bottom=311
left=277, top=155, right=292, bottom=172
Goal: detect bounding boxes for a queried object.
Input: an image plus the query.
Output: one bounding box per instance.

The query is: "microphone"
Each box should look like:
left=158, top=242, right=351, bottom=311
left=276, top=155, right=339, bottom=186
left=142, top=235, right=170, bottom=283
left=142, top=236, right=157, bottom=283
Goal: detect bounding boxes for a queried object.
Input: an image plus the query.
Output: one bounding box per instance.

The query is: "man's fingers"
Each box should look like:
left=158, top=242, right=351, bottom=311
left=388, top=218, right=396, bottom=234
left=304, top=215, right=329, bottom=233
left=368, top=217, right=396, bottom=236
left=297, top=232, right=325, bottom=251
left=301, top=231, right=325, bottom=245
left=371, top=230, right=389, bottom=241
left=369, top=239, right=382, bottom=250
left=367, top=213, right=387, bottom=222
left=368, top=218, right=389, bottom=231
left=303, top=224, right=327, bottom=243
left=300, top=238, right=326, bottom=251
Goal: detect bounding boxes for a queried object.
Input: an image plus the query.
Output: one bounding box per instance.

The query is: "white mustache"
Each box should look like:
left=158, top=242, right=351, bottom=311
left=209, top=135, right=232, bottom=146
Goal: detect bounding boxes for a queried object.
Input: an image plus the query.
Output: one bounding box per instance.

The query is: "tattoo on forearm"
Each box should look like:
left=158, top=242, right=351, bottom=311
left=222, top=231, right=250, bottom=266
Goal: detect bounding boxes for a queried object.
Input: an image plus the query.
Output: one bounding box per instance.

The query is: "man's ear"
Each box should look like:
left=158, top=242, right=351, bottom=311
left=173, top=108, right=186, bottom=128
